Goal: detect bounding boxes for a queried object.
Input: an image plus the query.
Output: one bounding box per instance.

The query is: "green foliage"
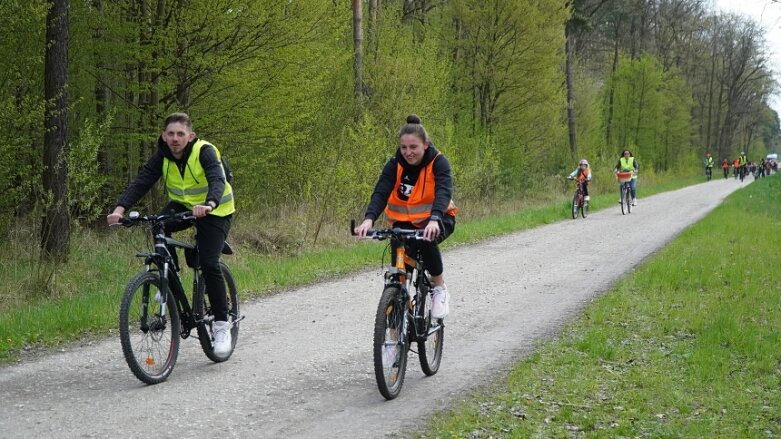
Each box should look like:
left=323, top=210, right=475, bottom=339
left=68, top=116, right=112, bottom=222
left=607, top=54, right=695, bottom=171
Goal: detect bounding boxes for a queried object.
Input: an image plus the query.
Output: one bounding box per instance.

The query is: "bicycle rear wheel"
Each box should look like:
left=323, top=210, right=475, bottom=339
left=196, top=262, right=240, bottom=362
left=417, top=289, right=444, bottom=376
left=119, top=271, right=181, bottom=385
left=373, top=286, right=408, bottom=400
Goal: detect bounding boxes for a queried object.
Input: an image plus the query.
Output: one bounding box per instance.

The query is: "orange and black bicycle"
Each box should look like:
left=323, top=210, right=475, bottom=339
left=351, top=221, right=444, bottom=400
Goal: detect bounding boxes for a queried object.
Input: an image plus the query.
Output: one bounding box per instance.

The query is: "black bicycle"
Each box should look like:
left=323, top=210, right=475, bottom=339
left=568, top=178, right=588, bottom=219
left=351, top=221, right=444, bottom=400
left=705, top=166, right=712, bottom=181
left=115, top=211, right=242, bottom=384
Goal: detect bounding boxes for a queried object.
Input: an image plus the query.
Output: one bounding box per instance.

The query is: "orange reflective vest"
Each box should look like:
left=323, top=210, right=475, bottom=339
left=385, top=154, right=458, bottom=226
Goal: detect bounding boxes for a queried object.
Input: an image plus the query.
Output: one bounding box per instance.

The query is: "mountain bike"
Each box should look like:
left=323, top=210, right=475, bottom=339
left=351, top=221, right=444, bottom=400
left=616, top=171, right=633, bottom=215
left=568, top=178, right=588, bottom=219
left=115, top=211, right=242, bottom=384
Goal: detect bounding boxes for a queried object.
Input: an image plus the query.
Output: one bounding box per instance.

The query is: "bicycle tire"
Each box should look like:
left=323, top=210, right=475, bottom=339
left=196, top=262, right=240, bottom=362
left=620, top=186, right=627, bottom=215
left=119, top=271, right=181, bottom=385
left=417, top=287, right=444, bottom=376
left=625, top=186, right=632, bottom=214
left=373, top=286, right=408, bottom=400
left=581, top=199, right=588, bottom=218
left=571, top=193, right=579, bottom=219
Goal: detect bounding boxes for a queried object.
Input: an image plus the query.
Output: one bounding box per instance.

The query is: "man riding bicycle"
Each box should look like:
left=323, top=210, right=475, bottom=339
left=106, top=112, right=236, bottom=357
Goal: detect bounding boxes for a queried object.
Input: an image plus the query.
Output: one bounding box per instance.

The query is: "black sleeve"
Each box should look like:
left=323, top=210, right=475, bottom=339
left=431, top=154, right=454, bottom=219
left=200, top=145, right=226, bottom=208
left=364, top=158, right=398, bottom=222
left=117, top=150, right=164, bottom=209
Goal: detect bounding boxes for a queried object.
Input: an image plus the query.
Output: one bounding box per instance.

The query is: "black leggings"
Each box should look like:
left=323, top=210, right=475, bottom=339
left=390, top=216, right=455, bottom=277
left=160, top=202, right=233, bottom=321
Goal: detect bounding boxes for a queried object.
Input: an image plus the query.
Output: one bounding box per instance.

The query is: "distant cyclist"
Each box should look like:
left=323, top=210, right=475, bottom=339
left=721, top=158, right=729, bottom=179
left=738, top=151, right=748, bottom=180
left=567, top=159, right=592, bottom=204
left=732, top=158, right=740, bottom=179
left=614, top=149, right=639, bottom=206
left=704, top=152, right=714, bottom=180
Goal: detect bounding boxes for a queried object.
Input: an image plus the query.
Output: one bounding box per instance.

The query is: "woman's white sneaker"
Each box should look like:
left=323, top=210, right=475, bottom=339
left=430, top=286, right=450, bottom=320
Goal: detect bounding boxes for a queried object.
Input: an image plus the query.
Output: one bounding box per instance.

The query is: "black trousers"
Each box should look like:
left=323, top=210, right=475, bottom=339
left=390, top=215, right=455, bottom=277
left=160, top=202, right=233, bottom=321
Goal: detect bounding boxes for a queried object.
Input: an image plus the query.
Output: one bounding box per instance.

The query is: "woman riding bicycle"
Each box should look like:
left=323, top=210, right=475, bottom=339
left=614, top=149, right=639, bottom=206
left=106, top=112, right=236, bottom=357
left=567, top=159, right=592, bottom=203
left=354, top=114, right=457, bottom=320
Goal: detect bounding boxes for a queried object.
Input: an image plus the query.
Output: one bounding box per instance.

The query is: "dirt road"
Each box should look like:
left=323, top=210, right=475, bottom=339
left=0, top=178, right=746, bottom=438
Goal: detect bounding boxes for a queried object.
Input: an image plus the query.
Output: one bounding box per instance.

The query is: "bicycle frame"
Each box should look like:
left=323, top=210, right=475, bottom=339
left=134, top=216, right=204, bottom=339
left=385, top=237, right=437, bottom=341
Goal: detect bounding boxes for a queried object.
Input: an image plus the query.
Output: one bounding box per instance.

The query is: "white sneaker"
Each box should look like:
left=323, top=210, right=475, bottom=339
left=212, top=320, right=232, bottom=356
left=584, top=196, right=590, bottom=202
left=632, top=199, right=637, bottom=206
left=430, top=285, right=450, bottom=320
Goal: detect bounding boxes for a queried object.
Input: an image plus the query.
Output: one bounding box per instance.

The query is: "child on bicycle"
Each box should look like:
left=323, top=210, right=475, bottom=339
left=354, top=114, right=458, bottom=320
left=567, top=159, right=592, bottom=203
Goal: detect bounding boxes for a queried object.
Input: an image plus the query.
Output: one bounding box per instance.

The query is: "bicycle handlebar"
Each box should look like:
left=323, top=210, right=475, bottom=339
left=118, top=211, right=197, bottom=227
left=350, top=219, right=425, bottom=241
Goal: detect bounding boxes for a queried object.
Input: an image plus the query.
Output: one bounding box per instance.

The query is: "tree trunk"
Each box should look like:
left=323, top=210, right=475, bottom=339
left=352, top=0, right=364, bottom=118
left=42, top=0, right=71, bottom=262
left=565, top=21, right=578, bottom=159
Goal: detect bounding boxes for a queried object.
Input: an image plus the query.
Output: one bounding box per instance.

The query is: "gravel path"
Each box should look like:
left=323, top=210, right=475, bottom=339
left=0, top=178, right=746, bottom=438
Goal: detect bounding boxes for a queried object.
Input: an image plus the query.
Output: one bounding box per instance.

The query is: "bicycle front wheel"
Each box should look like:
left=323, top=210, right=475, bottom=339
left=581, top=199, right=589, bottom=218
left=620, top=187, right=627, bottom=215
left=571, top=193, right=579, bottom=219
left=625, top=186, right=632, bottom=214
left=196, top=262, right=240, bottom=362
left=373, top=286, right=408, bottom=400
left=119, top=271, right=181, bottom=385
left=417, top=290, right=444, bottom=376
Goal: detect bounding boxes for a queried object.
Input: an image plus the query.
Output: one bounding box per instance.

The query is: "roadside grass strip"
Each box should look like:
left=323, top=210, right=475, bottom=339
left=417, top=176, right=781, bottom=437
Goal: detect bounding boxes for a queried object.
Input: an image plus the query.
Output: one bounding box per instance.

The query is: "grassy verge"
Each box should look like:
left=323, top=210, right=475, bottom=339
left=0, top=175, right=704, bottom=362
left=415, top=175, right=780, bottom=437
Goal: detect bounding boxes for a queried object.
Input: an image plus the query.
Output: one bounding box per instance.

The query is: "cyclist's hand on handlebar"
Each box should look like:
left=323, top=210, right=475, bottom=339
left=106, top=207, right=125, bottom=226
left=354, top=218, right=373, bottom=238
left=192, top=204, right=212, bottom=218
left=423, top=219, right=440, bottom=241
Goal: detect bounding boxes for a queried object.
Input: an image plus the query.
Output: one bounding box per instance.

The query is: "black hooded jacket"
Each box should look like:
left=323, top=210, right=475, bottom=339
left=364, top=144, right=454, bottom=223
left=117, top=136, right=226, bottom=210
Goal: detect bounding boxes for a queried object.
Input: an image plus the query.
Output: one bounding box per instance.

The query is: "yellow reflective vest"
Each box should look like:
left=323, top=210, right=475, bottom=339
left=619, top=157, right=638, bottom=179
left=163, top=139, right=235, bottom=216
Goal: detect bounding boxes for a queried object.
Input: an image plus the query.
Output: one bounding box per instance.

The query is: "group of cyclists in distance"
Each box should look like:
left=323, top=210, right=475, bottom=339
left=706, top=151, right=778, bottom=182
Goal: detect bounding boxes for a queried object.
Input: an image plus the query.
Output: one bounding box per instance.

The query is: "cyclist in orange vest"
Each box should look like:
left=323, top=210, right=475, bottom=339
left=721, top=158, right=729, bottom=179
left=354, top=114, right=458, bottom=319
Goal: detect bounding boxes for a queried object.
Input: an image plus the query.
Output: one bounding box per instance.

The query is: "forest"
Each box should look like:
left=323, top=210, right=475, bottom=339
left=3, top=0, right=780, bottom=262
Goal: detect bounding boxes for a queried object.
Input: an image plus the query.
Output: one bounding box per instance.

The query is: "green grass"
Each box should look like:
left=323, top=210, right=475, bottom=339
left=0, top=174, right=711, bottom=362
left=413, top=175, right=781, bottom=438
